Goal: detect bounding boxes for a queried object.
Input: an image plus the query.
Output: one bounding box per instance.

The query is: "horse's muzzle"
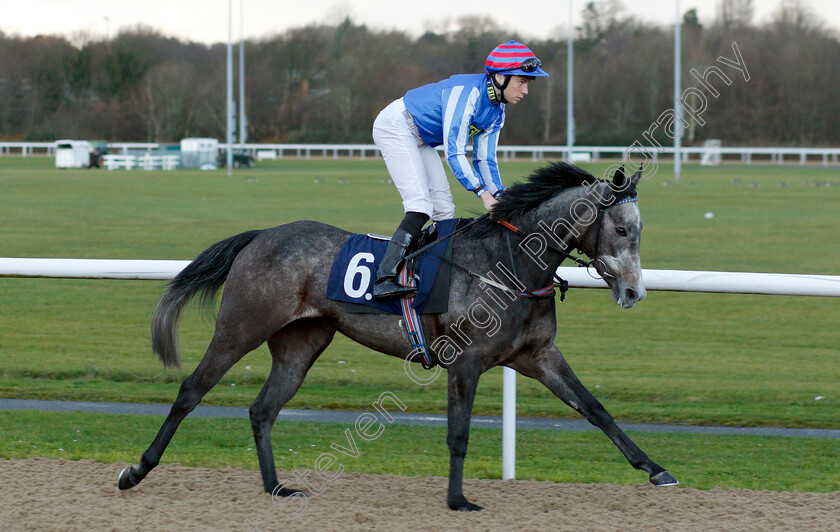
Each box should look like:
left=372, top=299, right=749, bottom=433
left=615, top=283, right=646, bottom=309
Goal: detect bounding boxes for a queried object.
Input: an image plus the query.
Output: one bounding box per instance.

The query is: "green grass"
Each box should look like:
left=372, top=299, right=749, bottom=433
left=1, top=156, right=839, bottom=492
left=2, top=410, right=838, bottom=492
left=1, top=157, right=837, bottom=427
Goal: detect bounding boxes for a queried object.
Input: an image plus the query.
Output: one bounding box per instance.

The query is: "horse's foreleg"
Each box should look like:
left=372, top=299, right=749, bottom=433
left=118, top=335, right=258, bottom=491
left=445, top=366, right=483, bottom=511
left=510, top=345, right=678, bottom=486
left=250, top=321, right=335, bottom=495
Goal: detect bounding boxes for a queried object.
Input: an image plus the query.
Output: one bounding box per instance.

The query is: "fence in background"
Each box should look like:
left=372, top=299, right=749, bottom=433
left=231, top=143, right=840, bottom=166
left=103, top=154, right=180, bottom=171
left=2, top=141, right=840, bottom=166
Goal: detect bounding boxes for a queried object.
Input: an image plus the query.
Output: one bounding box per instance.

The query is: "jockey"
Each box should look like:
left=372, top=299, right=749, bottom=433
left=371, top=40, right=549, bottom=300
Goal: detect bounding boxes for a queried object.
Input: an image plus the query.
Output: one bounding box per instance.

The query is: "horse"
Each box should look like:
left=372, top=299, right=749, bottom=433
left=117, top=161, right=677, bottom=511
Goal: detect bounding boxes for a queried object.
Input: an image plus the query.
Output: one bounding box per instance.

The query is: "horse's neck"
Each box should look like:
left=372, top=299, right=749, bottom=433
left=508, top=188, right=594, bottom=286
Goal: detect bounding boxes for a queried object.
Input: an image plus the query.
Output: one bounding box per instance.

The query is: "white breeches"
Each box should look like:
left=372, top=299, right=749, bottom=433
left=372, top=98, right=455, bottom=220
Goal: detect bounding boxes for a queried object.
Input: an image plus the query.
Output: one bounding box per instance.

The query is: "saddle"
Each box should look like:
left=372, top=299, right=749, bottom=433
left=326, top=218, right=459, bottom=315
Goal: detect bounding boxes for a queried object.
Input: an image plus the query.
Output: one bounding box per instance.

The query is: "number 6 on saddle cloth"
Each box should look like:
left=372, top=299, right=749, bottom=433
left=326, top=218, right=461, bottom=367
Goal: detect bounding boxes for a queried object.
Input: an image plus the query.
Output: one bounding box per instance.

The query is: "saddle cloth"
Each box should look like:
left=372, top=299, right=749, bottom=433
left=326, top=218, right=459, bottom=315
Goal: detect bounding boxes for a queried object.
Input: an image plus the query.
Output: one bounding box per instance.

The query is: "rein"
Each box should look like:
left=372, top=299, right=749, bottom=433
left=402, top=215, right=558, bottom=301
left=497, top=220, right=592, bottom=269
left=419, top=243, right=561, bottom=301
left=405, top=218, right=575, bottom=302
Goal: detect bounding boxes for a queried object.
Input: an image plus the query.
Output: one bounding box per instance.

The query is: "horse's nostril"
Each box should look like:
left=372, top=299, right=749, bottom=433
left=626, top=288, right=637, bottom=300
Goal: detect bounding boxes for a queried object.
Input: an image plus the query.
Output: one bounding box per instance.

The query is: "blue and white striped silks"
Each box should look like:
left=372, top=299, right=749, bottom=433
left=403, top=73, right=506, bottom=197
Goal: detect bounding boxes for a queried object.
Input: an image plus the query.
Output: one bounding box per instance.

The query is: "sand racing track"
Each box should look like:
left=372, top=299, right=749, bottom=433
left=1, top=458, right=839, bottom=531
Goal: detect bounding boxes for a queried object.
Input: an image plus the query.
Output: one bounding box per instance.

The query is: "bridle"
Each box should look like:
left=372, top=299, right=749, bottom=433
left=577, top=195, right=639, bottom=282
left=497, top=194, right=639, bottom=287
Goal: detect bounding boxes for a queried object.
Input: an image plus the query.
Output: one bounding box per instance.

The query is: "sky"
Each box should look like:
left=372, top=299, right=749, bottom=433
left=3, top=0, right=838, bottom=46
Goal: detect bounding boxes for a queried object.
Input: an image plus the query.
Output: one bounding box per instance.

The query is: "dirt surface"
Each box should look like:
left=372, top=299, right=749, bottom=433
left=2, top=458, right=839, bottom=532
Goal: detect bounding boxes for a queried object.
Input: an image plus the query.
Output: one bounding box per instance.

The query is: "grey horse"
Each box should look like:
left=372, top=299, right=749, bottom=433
left=118, top=162, right=677, bottom=511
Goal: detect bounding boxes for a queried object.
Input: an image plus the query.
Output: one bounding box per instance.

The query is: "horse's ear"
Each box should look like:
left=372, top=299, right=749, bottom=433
left=629, top=163, right=644, bottom=187
left=611, top=165, right=627, bottom=189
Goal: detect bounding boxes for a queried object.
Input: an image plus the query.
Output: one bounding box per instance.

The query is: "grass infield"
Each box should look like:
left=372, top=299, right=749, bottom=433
left=1, top=156, right=838, bottom=490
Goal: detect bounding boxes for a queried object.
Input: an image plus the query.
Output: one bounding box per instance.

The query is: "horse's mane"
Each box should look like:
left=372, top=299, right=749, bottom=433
left=467, top=161, right=611, bottom=238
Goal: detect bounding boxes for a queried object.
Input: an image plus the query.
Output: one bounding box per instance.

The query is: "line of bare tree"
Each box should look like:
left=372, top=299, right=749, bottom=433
left=0, top=0, right=837, bottom=146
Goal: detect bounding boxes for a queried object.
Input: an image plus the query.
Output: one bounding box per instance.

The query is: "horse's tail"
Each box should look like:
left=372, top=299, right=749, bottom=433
left=152, top=229, right=262, bottom=368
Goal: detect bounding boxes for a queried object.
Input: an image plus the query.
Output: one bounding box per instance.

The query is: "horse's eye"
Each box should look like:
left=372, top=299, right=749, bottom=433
left=616, top=227, right=628, bottom=237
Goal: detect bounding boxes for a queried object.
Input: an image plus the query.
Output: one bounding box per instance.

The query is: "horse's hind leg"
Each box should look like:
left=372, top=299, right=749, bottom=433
left=511, top=344, right=678, bottom=486
left=118, top=333, right=262, bottom=490
left=249, top=319, right=335, bottom=495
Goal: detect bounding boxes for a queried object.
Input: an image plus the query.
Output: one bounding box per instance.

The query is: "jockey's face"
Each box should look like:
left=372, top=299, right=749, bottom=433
left=495, top=75, right=532, bottom=104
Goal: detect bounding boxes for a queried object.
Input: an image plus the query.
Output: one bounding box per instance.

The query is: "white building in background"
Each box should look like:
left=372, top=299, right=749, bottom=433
left=54, top=140, right=91, bottom=168
left=180, top=138, right=219, bottom=170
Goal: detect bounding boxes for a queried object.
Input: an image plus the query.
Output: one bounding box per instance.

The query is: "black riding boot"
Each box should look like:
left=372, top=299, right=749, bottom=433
left=373, top=212, right=428, bottom=300
left=372, top=228, right=416, bottom=300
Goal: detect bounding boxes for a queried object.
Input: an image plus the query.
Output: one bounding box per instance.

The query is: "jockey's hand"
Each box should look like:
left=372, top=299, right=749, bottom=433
left=480, top=190, right=499, bottom=212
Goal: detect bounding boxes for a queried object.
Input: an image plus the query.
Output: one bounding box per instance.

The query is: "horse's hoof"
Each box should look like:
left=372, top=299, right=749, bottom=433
left=451, top=502, right=483, bottom=512
left=271, top=486, right=306, bottom=498
left=650, top=470, right=679, bottom=486
left=118, top=467, right=137, bottom=490
left=448, top=497, right=483, bottom=511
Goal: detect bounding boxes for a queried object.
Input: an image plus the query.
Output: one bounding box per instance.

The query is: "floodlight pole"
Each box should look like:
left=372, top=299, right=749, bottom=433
left=674, top=0, right=682, bottom=181
left=566, top=0, right=575, bottom=158
left=226, top=0, right=234, bottom=176
left=239, top=0, right=247, bottom=145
